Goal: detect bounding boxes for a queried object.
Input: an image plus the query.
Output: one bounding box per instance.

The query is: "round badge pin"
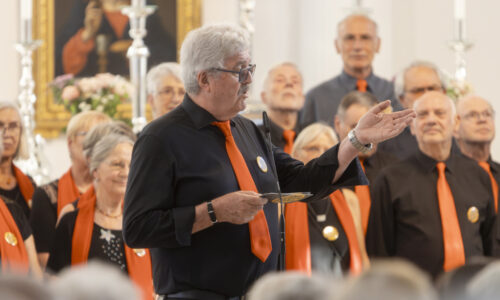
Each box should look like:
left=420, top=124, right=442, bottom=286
left=4, top=232, right=17, bottom=246
left=256, top=156, right=268, bottom=173
left=322, top=226, right=339, bottom=241
left=467, top=206, right=479, bottom=223
left=133, top=249, right=146, bottom=257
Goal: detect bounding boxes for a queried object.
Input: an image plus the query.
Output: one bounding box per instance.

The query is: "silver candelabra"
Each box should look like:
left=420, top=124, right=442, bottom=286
left=448, top=19, right=473, bottom=83
left=122, top=0, right=156, bottom=133
left=15, top=40, right=50, bottom=184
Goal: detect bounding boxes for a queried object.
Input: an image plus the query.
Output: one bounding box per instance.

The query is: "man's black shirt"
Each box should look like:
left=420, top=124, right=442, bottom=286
left=123, top=95, right=366, bottom=296
left=366, top=149, right=495, bottom=278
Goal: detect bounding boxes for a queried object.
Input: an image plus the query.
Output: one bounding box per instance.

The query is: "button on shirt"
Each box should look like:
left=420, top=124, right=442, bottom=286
left=366, top=150, right=495, bottom=278
left=300, top=70, right=401, bottom=128
left=123, top=95, right=367, bottom=296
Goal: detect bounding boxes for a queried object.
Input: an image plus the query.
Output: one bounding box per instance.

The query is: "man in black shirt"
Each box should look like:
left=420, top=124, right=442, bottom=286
left=455, top=95, right=500, bottom=211
left=123, top=23, right=415, bottom=299
left=259, top=62, right=305, bottom=153
left=334, top=91, right=398, bottom=234
left=366, top=91, right=496, bottom=278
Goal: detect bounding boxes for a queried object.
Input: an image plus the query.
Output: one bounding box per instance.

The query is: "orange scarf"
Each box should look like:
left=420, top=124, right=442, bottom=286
left=12, top=165, right=34, bottom=206
left=57, top=168, right=81, bottom=216
left=71, top=188, right=153, bottom=300
left=285, top=190, right=362, bottom=275
left=0, top=197, right=29, bottom=273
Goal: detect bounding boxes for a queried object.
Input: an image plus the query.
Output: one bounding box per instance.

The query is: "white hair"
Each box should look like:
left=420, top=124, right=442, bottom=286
left=88, top=133, right=134, bottom=175
left=394, top=61, right=446, bottom=99
left=248, top=271, right=339, bottom=300
left=146, top=62, right=182, bottom=95
left=338, top=259, right=438, bottom=300
left=180, top=23, right=250, bottom=95
left=50, top=261, right=140, bottom=300
left=292, top=123, right=339, bottom=157
left=467, top=261, right=500, bottom=300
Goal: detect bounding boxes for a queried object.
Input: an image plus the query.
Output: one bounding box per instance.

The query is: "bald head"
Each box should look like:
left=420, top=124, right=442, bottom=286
left=411, top=91, right=456, bottom=151
left=337, top=14, right=378, bottom=35
left=456, top=95, right=495, bottom=144
left=335, top=14, right=380, bottom=76
left=261, top=62, right=304, bottom=112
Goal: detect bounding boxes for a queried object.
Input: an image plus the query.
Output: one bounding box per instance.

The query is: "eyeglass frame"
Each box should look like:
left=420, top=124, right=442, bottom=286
left=461, top=109, right=496, bottom=121
left=0, top=122, right=22, bottom=134
left=404, top=84, right=443, bottom=95
left=212, top=64, right=256, bottom=83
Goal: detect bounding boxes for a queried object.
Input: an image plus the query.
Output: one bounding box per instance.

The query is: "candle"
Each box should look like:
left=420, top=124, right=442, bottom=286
left=454, top=0, right=465, bottom=20
left=20, top=0, right=33, bottom=43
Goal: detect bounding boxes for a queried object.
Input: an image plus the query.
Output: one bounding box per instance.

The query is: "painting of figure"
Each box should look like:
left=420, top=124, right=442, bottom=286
left=54, top=0, right=177, bottom=77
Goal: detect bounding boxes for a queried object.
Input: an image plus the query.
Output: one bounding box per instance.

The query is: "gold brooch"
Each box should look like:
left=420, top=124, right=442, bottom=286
left=322, top=226, right=339, bottom=241
left=4, top=232, right=17, bottom=246
left=467, top=206, right=479, bottom=223
left=133, top=249, right=146, bottom=257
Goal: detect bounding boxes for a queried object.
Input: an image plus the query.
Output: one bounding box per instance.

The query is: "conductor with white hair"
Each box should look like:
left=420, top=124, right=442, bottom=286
left=123, top=23, right=415, bottom=299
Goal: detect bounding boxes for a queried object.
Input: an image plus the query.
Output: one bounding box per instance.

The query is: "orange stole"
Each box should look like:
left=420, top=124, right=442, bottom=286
left=13, top=165, right=34, bottom=205
left=354, top=159, right=371, bottom=234
left=57, top=169, right=82, bottom=216
left=0, top=197, right=29, bottom=273
left=285, top=190, right=362, bottom=275
left=71, top=191, right=153, bottom=299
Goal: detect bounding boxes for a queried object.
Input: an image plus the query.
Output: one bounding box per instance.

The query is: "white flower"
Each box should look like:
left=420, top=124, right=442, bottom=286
left=96, top=105, right=104, bottom=112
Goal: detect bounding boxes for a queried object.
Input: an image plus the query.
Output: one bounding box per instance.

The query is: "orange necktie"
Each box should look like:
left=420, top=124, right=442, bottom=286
left=212, top=121, right=272, bottom=262
left=354, top=159, right=371, bottom=235
left=356, top=79, right=367, bottom=92
left=283, top=130, right=296, bottom=154
left=330, top=191, right=363, bottom=274
left=436, top=162, right=465, bottom=271
left=478, top=162, right=498, bottom=213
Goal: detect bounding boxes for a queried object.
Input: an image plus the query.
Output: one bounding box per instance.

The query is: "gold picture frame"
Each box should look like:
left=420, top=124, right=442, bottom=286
left=33, top=0, right=201, bottom=138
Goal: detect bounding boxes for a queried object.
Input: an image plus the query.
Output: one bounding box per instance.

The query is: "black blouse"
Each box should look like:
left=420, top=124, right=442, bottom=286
left=47, top=209, right=126, bottom=274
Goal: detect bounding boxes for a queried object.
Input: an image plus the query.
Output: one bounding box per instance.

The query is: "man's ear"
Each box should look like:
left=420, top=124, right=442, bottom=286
left=453, top=115, right=461, bottom=139
left=197, top=71, right=211, bottom=92
left=261, top=91, right=268, bottom=105
left=334, top=38, right=341, bottom=54
left=375, top=37, right=381, bottom=53
left=333, top=115, right=341, bottom=135
left=409, top=119, right=416, bottom=136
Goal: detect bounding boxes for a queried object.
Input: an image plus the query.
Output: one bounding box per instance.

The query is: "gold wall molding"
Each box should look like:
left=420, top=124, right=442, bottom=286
left=33, top=0, right=201, bottom=138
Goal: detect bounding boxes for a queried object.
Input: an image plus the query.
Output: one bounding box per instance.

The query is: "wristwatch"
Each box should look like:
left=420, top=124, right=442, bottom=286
left=207, top=201, right=217, bottom=224
left=348, top=129, right=373, bottom=154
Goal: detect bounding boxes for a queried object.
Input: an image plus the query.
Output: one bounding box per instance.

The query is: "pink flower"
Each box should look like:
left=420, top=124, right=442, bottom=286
left=61, top=85, right=80, bottom=102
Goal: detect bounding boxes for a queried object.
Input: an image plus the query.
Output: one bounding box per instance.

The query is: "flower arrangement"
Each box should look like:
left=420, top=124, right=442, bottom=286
left=446, top=79, right=473, bottom=102
left=50, top=73, right=133, bottom=120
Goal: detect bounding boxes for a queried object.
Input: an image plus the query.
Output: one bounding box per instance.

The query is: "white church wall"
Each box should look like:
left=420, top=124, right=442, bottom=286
left=0, top=0, right=500, bottom=181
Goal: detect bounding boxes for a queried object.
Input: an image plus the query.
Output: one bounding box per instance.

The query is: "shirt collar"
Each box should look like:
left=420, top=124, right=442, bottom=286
left=339, top=69, right=375, bottom=91
left=415, top=147, right=458, bottom=174
left=268, top=118, right=301, bottom=138
left=181, top=94, right=234, bottom=130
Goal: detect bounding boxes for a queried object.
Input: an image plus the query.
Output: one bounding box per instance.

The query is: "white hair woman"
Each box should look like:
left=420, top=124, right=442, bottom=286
left=47, top=133, right=153, bottom=299
left=0, top=101, right=34, bottom=219
left=30, top=111, right=111, bottom=269
left=146, top=62, right=185, bottom=119
left=0, top=135, right=42, bottom=277
left=285, top=123, right=369, bottom=276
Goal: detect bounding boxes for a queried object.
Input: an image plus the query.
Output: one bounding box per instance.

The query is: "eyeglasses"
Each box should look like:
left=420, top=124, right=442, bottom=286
left=406, top=85, right=443, bottom=95
left=105, top=160, right=130, bottom=171
left=462, top=110, right=495, bottom=121
left=213, top=64, right=256, bottom=83
left=0, top=122, right=21, bottom=134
